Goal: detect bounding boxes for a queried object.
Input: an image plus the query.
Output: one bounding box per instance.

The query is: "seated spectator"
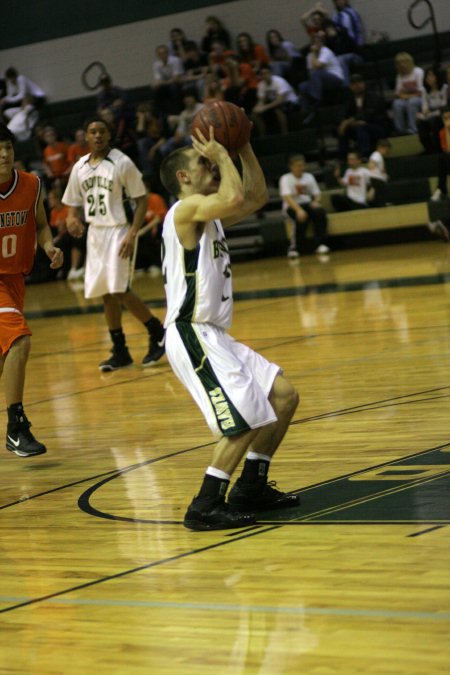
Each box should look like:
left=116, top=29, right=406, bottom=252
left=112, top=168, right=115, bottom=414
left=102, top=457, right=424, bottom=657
left=236, top=32, right=270, bottom=71
left=332, top=151, right=374, bottom=211
left=200, top=16, right=231, bottom=54
left=203, top=72, right=225, bottom=103
left=151, top=45, right=184, bottom=114
left=208, top=39, right=236, bottom=77
left=96, top=74, right=133, bottom=124
left=392, top=52, right=424, bottom=135
left=320, top=18, right=362, bottom=85
left=1, top=67, right=45, bottom=119
left=67, top=128, right=89, bottom=167
left=337, top=73, right=388, bottom=160
left=136, top=103, right=170, bottom=178
left=6, top=95, right=38, bottom=142
left=221, top=56, right=259, bottom=115
left=330, top=0, right=364, bottom=48
left=43, top=126, right=70, bottom=188
left=180, top=41, right=210, bottom=99
left=280, top=153, right=330, bottom=257
left=300, top=3, right=327, bottom=39
left=265, top=29, right=301, bottom=80
left=431, top=106, right=450, bottom=201
left=299, top=34, right=345, bottom=115
left=251, top=65, right=299, bottom=136
left=47, top=188, right=85, bottom=280
left=168, top=28, right=189, bottom=59
left=159, top=92, right=203, bottom=156
left=368, top=138, right=391, bottom=206
left=417, top=66, right=447, bottom=154
left=99, top=106, right=138, bottom=163
left=135, top=179, right=169, bottom=276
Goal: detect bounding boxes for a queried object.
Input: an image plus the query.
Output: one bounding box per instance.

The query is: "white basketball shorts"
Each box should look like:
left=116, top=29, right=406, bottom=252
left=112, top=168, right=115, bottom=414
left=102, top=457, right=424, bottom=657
left=166, top=321, right=280, bottom=437
left=85, top=225, right=133, bottom=299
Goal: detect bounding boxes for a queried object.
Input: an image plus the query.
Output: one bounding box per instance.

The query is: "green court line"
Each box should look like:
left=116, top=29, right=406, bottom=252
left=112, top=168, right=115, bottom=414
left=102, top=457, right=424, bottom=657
left=25, top=272, right=450, bottom=321
left=0, top=596, right=449, bottom=621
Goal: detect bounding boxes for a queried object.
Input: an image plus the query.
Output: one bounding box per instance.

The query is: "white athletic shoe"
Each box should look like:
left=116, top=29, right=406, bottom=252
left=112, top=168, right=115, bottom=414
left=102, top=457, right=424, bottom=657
left=431, top=189, right=442, bottom=202
left=315, top=244, right=330, bottom=254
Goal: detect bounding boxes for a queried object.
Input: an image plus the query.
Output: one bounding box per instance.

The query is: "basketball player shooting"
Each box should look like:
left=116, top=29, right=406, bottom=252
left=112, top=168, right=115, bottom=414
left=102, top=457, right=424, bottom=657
left=159, top=120, right=300, bottom=531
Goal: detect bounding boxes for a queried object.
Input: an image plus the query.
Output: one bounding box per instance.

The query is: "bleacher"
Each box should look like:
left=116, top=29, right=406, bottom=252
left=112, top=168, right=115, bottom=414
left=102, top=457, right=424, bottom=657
left=14, top=28, right=450, bottom=262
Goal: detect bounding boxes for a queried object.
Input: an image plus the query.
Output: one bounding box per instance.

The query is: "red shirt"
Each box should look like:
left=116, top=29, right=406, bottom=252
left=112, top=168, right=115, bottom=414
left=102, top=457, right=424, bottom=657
left=44, top=142, right=70, bottom=177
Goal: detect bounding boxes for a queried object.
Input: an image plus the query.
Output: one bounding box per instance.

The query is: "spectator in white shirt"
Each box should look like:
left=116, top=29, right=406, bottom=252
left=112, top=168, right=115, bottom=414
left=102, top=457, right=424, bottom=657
left=279, top=153, right=330, bottom=256
left=1, top=67, right=45, bottom=119
left=392, top=53, right=424, bottom=135
left=151, top=45, right=184, bottom=114
left=299, top=35, right=345, bottom=114
left=368, top=138, right=391, bottom=206
left=332, top=151, right=374, bottom=211
left=252, top=65, right=299, bottom=135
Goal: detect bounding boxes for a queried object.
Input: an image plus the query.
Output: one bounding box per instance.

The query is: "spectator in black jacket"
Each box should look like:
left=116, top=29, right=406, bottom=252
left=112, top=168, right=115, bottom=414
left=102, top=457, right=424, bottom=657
left=337, top=74, right=388, bottom=160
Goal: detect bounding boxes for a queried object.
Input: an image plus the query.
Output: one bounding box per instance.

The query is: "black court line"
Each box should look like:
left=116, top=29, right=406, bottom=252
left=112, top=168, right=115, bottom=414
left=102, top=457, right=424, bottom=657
left=407, top=525, right=445, bottom=537
left=0, top=525, right=281, bottom=614
left=24, top=272, right=450, bottom=321
left=76, top=442, right=450, bottom=526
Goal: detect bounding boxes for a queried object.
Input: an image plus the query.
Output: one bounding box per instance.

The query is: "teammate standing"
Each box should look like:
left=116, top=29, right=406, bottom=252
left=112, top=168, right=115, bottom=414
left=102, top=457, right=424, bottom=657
left=159, top=127, right=300, bottom=530
left=0, top=123, right=63, bottom=457
left=63, top=117, right=165, bottom=371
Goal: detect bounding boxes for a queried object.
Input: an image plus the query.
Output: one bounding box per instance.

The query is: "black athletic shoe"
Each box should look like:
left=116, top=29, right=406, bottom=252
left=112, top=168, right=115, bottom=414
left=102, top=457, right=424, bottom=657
left=6, top=419, right=47, bottom=457
left=228, top=478, right=300, bottom=512
left=183, top=494, right=256, bottom=531
left=142, top=333, right=165, bottom=367
left=99, top=348, right=133, bottom=372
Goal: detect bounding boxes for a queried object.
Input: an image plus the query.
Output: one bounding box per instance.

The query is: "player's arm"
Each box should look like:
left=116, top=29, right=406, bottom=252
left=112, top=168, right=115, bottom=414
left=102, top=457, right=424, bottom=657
left=35, top=191, right=64, bottom=269
left=119, top=193, right=148, bottom=259
left=175, top=129, right=244, bottom=245
left=222, top=143, right=268, bottom=228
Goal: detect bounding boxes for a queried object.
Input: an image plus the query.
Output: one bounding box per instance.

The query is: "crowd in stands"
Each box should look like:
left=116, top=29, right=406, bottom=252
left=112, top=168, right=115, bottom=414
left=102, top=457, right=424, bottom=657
left=1, top=0, right=450, bottom=277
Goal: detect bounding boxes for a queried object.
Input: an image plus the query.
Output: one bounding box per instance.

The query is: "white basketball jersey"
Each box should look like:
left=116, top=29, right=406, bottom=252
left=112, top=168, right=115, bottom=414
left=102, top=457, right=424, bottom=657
left=162, top=201, right=233, bottom=328
left=63, top=148, right=146, bottom=226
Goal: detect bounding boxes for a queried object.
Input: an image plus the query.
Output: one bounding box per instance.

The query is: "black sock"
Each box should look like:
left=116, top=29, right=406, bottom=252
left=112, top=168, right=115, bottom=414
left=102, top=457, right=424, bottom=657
left=7, top=402, right=26, bottom=426
left=240, top=457, right=270, bottom=483
left=110, top=328, right=126, bottom=351
left=197, top=474, right=229, bottom=499
left=144, top=316, right=164, bottom=340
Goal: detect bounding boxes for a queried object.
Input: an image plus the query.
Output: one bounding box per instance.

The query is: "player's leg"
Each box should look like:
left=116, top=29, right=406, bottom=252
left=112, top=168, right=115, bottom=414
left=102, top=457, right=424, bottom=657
left=121, top=291, right=165, bottom=367
left=184, top=428, right=260, bottom=531
left=99, top=293, right=133, bottom=372
left=228, top=374, right=300, bottom=512
left=3, top=335, right=46, bottom=457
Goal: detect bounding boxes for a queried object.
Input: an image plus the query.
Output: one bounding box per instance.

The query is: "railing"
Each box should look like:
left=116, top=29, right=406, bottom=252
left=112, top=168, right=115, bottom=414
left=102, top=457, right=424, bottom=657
left=407, top=0, right=442, bottom=66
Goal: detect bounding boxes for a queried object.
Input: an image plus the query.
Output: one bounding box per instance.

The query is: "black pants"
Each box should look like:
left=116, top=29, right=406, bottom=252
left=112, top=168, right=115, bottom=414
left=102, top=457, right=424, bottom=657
left=437, top=152, right=450, bottom=195
left=331, top=194, right=369, bottom=212
left=370, top=178, right=387, bottom=207
left=287, top=204, right=328, bottom=249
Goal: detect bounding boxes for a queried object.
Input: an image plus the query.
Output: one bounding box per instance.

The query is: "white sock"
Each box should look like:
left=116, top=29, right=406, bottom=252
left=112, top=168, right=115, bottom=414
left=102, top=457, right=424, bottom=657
left=206, top=466, right=231, bottom=481
left=246, top=451, right=272, bottom=463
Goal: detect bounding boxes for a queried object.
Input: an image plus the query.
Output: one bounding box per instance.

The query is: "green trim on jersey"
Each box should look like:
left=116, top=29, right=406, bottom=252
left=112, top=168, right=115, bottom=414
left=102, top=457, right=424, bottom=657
left=178, top=245, right=200, bottom=322
left=175, top=322, right=250, bottom=437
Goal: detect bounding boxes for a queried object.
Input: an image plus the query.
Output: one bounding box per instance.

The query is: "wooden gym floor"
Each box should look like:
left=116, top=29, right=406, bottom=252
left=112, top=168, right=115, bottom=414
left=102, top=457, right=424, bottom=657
left=1, top=240, right=449, bottom=674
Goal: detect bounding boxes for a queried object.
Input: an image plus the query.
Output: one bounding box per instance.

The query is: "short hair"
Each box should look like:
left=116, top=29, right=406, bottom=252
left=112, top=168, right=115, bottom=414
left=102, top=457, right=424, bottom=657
left=288, top=153, right=305, bottom=164
left=0, top=122, right=15, bottom=144
left=84, top=116, right=112, bottom=134
left=5, top=67, right=18, bottom=79
left=160, top=146, right=192, bottom=197
left=377, top=138, right=392, bottom=149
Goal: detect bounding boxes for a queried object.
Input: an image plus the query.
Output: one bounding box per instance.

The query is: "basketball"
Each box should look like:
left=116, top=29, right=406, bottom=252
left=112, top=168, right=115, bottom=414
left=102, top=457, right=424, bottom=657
left=191, top=100, right=251, bottom=153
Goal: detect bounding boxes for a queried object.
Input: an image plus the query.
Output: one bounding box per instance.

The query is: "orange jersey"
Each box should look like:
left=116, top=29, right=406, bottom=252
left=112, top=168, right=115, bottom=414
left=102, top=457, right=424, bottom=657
left=67, top=142, right=89, bottom=165
left=0, top=170, right=40, bottom=275
left=145, top=193, right=168, bottom=222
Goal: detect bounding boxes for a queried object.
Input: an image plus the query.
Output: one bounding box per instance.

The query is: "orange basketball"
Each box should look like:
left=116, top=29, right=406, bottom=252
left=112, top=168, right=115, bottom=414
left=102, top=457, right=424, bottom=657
left=192, top=100, right=251, bottom=153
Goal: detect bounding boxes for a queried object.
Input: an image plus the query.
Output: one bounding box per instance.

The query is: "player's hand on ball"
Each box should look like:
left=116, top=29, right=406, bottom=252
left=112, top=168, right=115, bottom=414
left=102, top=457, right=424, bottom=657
left=191, top=126, right=228, bottom=163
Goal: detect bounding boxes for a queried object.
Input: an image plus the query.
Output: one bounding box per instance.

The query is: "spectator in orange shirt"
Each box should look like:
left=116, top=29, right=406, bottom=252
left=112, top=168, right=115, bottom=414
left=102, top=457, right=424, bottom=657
left=236, top=32, right=270, bottom=71
left=67, top=128, right=89, bottom=168
left=43, top=126, right=70, bottom=188
left=135, top=179, right=168, bottom=275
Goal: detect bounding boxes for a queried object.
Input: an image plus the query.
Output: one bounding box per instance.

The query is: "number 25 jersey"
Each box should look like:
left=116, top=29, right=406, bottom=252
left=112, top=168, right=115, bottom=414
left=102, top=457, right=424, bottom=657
left=0, top=170, right=40, bottom=275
